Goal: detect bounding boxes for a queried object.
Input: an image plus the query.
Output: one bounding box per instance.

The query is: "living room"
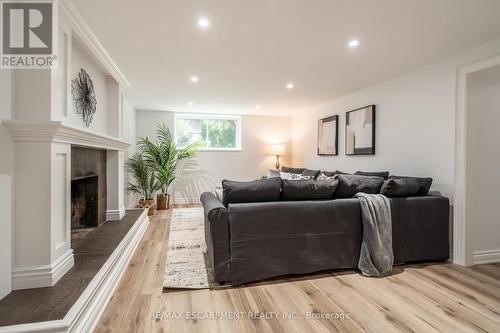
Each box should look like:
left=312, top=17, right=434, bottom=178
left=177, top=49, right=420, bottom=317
left=1, top=0, right=500, bottom=332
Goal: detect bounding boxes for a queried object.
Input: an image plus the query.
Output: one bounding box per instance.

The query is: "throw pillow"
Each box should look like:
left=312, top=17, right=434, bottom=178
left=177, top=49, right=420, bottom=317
left=334, top=174, right=385, bottom=198
left=380, top=178, right=421, bottom=197
left=281, top=179, right=339, bottom=200
left=214, top=184, right=223, bottom=202
left=355, top=171, right=390, bottom=180
left=389, top=175, right=433, bottom=195
left=281, top=166, right=305, bottom=174
left=267, top=169, right=280, bottom=178
left=317, top=172, right=336, bottom=180
left=222, top=177, right=282, bottom=207
left=301, top=168, right=321, bottom=179
left=322, top=170, right=348, bottom=177
left=280, top=172, right=313, bottom=180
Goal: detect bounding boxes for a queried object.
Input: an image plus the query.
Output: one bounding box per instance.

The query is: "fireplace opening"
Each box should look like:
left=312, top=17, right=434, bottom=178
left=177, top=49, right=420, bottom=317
left=71, top=147, right=107, bottom=244
left=71, top=175, right=98, bottom=229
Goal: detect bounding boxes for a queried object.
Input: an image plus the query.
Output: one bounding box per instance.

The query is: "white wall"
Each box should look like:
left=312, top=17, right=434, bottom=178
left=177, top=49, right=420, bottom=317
left=136, top=110, right=292, bottom=204
left=466, top=65, right=500, bottom=261
left=70, top=41, right=108, bottom=135
left=292, top=38, right=500, bottom=200
left=0, top=69, right=14, bottom=299
left=122, top=98, right=138, bottom=207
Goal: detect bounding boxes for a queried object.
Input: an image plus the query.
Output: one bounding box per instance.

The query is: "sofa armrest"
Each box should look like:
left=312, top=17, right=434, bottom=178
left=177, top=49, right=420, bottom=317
left=200, top=192, right=230, bottom=283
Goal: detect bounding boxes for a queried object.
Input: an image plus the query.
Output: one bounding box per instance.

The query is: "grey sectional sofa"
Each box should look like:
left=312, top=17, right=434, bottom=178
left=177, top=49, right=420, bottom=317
left=201, top=173, right=450, bottom=285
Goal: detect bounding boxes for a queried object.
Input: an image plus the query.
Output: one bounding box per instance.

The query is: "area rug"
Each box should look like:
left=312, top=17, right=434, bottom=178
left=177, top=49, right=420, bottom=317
left=163, top=207, right=217, bottom=290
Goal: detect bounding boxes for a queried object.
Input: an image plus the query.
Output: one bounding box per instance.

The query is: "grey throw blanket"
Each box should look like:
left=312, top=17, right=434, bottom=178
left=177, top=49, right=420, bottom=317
left=355, top=192, right=394, bottom=277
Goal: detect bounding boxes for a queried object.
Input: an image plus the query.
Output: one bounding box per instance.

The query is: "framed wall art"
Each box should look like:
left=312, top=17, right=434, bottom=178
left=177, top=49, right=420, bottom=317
left=317, top=115, right=338, bottom=156
left=345, top=105, right=375, bottom=155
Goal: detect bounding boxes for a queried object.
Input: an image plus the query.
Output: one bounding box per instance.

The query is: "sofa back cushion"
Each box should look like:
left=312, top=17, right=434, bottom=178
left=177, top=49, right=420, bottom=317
left=389, top=175, right=433, bottom=195
left=281, top=179, right=339, bottom=201
left=334, top=174, right=385, bottom=198
left=380, top=178, right=421, bottom=197
left=222, top=178, right=282, bottom=207
left=355, top=171, right=390, bottom=180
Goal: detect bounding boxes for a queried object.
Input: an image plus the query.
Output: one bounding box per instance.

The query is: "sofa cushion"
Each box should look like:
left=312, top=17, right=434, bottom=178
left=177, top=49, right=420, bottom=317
left=389, top=175, right=433, bottom=195
left=380, top=178, right=421, bottom=197
left=301, top=168, right=321, bottom=179
left=355, top=171, right=390, bottom=180
left=281, top=166, right=304, bottom=174
left=281, top=179, right=339, bottom=200
left=334, top=174, right=385, bottom=198
left=222, top=178, right=282, bottom=206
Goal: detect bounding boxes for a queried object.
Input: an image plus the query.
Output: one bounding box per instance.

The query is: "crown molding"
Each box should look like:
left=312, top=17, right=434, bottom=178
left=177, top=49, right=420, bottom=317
left=3, top=120, right=130, bottom=151
left=59, top=0, right=131, bottom=88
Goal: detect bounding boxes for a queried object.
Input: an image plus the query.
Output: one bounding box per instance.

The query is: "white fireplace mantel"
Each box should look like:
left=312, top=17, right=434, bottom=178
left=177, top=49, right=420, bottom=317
left=3, top=120, right=130, bottom=151
left=5, top=120, right=129, bottom=290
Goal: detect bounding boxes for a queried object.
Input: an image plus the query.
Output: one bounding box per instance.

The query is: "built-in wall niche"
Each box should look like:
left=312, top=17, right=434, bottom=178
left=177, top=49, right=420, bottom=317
left=66, top=36, right=122, bottom=138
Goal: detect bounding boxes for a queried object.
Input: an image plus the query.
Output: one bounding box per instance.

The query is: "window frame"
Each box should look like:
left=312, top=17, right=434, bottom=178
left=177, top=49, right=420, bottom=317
left=173, top=113, right=242, bottom=151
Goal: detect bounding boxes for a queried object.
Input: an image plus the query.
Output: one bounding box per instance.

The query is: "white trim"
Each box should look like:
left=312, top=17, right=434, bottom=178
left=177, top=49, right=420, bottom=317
left=173, top=113, right=242, bottom=151
left=0, top=209, right=149, bottom=333
left=473, top=249, right=500, bottom=265
left=105, top=206, right=125, bottom=221
left=454, top=54, right=500, bottom=266
left=12, top=249, right=74, bottom=290
left=3, top=121, right=130, bottom=151
left=58, top=0, right=130, bottom=88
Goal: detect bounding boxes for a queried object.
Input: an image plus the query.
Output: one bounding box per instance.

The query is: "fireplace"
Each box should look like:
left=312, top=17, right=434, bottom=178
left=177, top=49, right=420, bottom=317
left=71, top=147, right=107, bottom=232
left=71, top=175, right=98, bottom=228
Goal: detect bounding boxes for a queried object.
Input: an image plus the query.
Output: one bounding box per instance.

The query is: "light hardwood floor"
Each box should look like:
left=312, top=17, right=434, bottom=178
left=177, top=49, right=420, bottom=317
left=95, top=207, right=500, bottom=333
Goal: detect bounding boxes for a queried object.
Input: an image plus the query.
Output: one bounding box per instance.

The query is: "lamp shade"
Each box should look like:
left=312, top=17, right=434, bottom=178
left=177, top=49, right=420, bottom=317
left=270, top=144, right=285, bottom=156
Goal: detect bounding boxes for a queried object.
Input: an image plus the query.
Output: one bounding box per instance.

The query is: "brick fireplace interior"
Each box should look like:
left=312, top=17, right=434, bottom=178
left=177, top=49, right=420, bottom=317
left=71, top=147, right=107, bottom=241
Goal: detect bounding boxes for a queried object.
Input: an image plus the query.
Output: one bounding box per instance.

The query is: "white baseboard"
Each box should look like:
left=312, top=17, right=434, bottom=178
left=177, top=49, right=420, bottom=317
left=12, top=249, right=74, bottom=290
left=105, top=206, right=125, bottom=221
left=473, top=249, right=500, bottom=265
left=1, top=209, right=149, bottom=333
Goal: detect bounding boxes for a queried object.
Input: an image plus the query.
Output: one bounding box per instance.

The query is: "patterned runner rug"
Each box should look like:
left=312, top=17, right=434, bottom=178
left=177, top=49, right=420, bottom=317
left=163, top=207, right=216, bottom=290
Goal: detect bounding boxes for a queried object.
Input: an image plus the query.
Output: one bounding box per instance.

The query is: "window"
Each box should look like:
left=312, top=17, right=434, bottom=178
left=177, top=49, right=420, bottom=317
left=174, top=114, right=241, bottom=151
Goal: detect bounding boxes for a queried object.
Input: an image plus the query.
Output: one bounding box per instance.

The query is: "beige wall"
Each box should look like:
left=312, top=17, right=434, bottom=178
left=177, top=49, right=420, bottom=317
left=136, top=110, right=292, bottom=204
left=466, top=64, right=500, bottom=261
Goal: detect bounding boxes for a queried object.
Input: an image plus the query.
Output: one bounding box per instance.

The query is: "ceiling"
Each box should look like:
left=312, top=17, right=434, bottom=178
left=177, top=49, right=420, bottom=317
left=72, top=0, right=500, bottom=116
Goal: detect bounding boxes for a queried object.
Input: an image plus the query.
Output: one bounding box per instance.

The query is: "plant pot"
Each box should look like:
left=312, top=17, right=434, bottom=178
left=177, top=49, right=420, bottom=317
left=157, top=193, right=170, bottom=210
left=139, top=198, right=156, bottom=216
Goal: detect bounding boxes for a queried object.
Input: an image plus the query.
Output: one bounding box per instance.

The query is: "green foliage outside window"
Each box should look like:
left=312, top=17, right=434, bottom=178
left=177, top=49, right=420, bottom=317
left=175, top=117, right=238, bottom=149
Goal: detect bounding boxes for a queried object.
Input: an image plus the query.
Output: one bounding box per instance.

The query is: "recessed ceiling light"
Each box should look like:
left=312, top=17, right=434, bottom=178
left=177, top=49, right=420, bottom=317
left=286, top=83, right=294, bottom=89
left=188, top=101, right=194, bottom=106
left=348, top=39, right=360, bottom=48
left=197, top=17, right=210, bottom=29
left=190, top=76, right=199, bottom=83
left=255, top=105, right=262, bottom=110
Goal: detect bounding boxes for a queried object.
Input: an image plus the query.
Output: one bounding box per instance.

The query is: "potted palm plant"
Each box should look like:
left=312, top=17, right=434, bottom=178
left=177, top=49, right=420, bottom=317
left=138, top=124, right=201, bottom=210
left=126, top=153, right=160, bottom=216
